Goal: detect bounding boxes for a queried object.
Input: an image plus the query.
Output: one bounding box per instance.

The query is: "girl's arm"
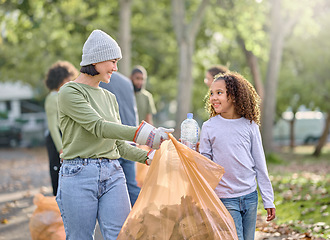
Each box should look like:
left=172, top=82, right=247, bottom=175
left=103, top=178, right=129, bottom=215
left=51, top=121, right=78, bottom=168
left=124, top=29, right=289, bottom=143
left=251, top=124, right=276, bottom=210
left=199, top=124, right=213, bottom=160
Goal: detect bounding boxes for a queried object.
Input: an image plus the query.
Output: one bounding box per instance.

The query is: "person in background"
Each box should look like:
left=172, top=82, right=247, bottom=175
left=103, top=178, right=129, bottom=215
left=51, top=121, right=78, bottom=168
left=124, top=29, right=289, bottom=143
left=204, top=65, right=229, bottom=88
left=199, top=72, right=276, bottom=240
left=99, top=72, right=141, bottom=206
left=44, top=60, right=79, bottom=196
left=56, top=29, right=173, bottom=240
left=130, top=66, right=157, bottom=187
left=130, top=65, right=156, bottom=124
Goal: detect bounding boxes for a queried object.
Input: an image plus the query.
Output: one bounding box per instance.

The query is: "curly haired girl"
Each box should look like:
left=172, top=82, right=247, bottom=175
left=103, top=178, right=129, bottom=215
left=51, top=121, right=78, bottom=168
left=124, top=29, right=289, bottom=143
left=200, top=72, right=276, bottom=240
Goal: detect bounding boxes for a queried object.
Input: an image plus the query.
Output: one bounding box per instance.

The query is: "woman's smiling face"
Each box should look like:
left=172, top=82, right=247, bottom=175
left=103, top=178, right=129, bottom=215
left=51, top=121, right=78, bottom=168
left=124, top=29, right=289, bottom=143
left=94, top=59, right=119, bottom=83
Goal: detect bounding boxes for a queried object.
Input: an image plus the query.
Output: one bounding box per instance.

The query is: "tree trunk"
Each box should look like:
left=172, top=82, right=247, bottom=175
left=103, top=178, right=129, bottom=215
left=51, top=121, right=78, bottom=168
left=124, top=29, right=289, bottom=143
left=313, top=110, right=330, bottom=157
left=237, top=36, right=264, bottom=101
left=261, top=0, right=298, bottom=153
left=118, top=0, right=132, bottom=77
left=289, top=118, right=296, bottom=150
left=175, top=38, right=194, bottom=136
left=261, top=0, right=285, bottom=153
left=171, top=0, right=209, bottom=135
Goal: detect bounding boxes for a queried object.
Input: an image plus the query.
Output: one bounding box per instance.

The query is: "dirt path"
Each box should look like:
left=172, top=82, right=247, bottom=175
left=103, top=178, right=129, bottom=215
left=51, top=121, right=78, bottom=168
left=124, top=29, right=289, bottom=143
left=0, top=147, right=50, bottom=240
left=0, top=147, right=104, bottom=240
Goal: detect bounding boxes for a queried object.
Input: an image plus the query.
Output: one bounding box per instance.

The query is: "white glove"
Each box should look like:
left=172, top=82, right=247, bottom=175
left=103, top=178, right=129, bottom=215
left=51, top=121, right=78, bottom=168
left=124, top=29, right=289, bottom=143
left=134, top=121, right=174, bottom=149
left=145, top=149, right=156, bottom=165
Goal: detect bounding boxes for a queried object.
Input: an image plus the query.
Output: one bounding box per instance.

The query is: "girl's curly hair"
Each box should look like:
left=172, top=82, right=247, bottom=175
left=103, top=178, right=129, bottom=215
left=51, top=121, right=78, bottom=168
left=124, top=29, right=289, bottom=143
left=45, top=61, right=79, bottom=91
left=205, top=72, right=261, bottom=125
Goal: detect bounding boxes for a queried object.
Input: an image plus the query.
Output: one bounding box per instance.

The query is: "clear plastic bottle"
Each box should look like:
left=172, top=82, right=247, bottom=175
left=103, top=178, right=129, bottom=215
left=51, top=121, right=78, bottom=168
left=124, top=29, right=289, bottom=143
left=180, top=113, right=200, bottom=150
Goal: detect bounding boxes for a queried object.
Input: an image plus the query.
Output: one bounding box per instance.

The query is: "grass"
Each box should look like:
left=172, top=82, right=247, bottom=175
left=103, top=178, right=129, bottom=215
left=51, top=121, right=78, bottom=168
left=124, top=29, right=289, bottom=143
left=258, top=143, right=330, bottom=239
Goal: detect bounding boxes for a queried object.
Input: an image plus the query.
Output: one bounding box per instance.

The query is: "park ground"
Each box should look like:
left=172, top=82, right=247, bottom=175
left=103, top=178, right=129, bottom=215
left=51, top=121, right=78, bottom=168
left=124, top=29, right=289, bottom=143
left=0, top=145, right=329, bottom=240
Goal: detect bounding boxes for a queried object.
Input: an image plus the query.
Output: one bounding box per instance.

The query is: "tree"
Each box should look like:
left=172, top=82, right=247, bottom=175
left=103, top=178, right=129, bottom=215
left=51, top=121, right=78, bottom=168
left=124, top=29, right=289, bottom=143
left=303, top=3, right=330, bottom=157
left=171, top=0, right=210, bottom=133
left=118, top=0, right=132, bottom=77
left=222, top=0, right=268, bottom=100
left=261, top=0, right=300, bottom=152
left=293, top=6, right=330, bottom=156
left=276, top=0, right=330, bottom=155
left=276, top=65, right=305, bottom=150
left=0, top=0, right=120, bottom=90
left=127, top=0, right=178, bottom=126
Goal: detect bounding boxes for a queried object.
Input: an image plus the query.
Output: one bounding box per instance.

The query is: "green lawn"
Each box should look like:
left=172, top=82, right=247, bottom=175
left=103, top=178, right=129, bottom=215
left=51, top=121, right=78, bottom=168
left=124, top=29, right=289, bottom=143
left=258, top=144, right=330, bottom=239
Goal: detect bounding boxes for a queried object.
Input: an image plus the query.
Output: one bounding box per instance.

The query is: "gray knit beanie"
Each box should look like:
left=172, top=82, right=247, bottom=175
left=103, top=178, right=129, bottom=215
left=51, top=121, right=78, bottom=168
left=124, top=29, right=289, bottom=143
left=80, top=29, right=122, bottom=66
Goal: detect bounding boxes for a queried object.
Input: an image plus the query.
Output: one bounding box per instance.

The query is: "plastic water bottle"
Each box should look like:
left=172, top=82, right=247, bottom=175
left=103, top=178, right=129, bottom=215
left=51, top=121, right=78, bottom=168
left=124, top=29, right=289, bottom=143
left=180, top=113, right=200, bottom=150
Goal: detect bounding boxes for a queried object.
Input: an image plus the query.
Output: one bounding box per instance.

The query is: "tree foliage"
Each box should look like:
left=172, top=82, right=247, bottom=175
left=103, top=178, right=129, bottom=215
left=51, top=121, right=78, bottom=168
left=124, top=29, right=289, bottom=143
left=0, top=0, right=329, bottom=154
left=0, top=0, right=119, bottom=91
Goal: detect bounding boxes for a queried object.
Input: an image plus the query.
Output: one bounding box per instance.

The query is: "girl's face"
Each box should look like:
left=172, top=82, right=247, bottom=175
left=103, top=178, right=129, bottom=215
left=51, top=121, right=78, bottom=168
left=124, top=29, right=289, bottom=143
left=210, top=80, right=236, bottom=119
left=94, top=59, right=118, bottom=83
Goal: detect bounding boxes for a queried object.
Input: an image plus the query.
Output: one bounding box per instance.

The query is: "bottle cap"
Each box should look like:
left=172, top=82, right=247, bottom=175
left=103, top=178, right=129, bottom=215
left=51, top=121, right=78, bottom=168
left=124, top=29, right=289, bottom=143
left=187, top=113, right=193, bottom=119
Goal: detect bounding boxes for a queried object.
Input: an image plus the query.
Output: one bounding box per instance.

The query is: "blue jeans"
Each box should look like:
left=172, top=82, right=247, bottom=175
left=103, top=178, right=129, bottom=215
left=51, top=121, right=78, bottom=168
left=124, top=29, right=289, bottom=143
left=56, top=158, right=131, bottom=240
left=221, top=190, right=258, bottom=240
left=118, top=158, right=141, bottom=206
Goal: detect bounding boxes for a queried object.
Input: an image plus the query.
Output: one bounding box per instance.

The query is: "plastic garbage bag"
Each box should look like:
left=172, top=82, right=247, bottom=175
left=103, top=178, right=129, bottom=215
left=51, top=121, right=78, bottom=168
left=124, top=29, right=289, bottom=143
left=118, top=134, right=238, bottom=240
left=136, top=144, right=151, bottom=187
left=29, top=193, right=65, bottom=240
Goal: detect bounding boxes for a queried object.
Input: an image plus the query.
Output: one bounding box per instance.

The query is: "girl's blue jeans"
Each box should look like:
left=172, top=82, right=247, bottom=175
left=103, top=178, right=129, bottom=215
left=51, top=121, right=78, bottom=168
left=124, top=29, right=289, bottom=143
left=221, top=190, right=258, bottom=240
left=56, top=158, right=131, bottom=240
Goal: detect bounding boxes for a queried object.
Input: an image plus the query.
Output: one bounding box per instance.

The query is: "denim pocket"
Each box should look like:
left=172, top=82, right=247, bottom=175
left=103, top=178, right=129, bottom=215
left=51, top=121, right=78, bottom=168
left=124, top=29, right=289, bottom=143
left=61, top=164, right=84, bottom=177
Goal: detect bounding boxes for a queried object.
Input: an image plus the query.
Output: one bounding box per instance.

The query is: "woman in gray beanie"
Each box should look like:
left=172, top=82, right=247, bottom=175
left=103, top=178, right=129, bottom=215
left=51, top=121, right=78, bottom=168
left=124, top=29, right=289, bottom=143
left=56, top=29, right=173, bottom=240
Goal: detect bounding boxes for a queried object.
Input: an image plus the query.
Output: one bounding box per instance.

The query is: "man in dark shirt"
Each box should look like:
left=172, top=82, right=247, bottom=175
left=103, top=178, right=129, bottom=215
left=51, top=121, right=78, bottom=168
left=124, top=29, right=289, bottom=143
left=100, top=72, right=141, bottom=206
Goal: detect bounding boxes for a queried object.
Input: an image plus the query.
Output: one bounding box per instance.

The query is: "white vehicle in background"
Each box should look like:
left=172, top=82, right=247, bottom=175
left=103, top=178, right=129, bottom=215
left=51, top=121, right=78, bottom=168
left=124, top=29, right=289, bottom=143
left=273, top=110, right=326, bottom=146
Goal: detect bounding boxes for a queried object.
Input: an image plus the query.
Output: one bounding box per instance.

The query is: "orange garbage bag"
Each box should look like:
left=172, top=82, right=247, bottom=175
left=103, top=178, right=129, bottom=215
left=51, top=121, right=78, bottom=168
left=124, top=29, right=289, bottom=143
left=29, top=193, right=65, bottom=240
left=136, top=162, right=149, bottom=187
left=118, top=134, right=238, bottom=240
left=136, top=145, right=151, bottom=187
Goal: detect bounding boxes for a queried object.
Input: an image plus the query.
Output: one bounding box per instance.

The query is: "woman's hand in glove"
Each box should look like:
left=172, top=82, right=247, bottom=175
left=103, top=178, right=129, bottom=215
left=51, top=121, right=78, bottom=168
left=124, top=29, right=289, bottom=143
left=134, top=121, right=174, bottom=149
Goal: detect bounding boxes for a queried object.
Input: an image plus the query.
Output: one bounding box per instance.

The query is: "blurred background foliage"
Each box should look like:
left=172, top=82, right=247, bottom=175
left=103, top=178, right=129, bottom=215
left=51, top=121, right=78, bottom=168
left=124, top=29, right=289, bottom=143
left=0, top=0, right=329, bottom=152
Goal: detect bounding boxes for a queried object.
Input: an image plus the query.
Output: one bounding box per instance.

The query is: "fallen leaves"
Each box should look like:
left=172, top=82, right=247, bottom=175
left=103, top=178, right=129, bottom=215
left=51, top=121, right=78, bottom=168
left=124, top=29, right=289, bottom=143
left=1, top=218, right=8, bottom=224
left=259, top=167, right=330, bottom=239
left=256, top=215, right=329, bottom=240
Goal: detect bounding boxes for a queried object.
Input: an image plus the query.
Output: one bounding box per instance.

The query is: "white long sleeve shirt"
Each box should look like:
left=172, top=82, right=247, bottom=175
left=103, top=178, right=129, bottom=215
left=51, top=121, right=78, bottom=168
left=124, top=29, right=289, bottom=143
left=199, top=115, right=275, bottom=209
